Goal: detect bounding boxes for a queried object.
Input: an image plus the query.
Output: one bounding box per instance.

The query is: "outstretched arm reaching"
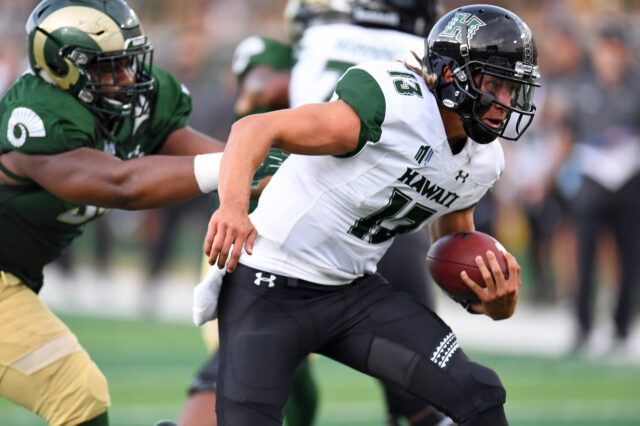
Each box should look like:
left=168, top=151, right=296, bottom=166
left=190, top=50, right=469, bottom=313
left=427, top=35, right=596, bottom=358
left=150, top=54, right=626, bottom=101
left=0, top=126, right=225, bottom=210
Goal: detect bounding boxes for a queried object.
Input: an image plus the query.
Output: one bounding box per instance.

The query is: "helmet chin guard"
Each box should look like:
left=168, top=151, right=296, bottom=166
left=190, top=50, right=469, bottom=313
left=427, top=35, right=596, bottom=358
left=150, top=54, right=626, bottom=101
left=462, top=115, right=496, bottom=144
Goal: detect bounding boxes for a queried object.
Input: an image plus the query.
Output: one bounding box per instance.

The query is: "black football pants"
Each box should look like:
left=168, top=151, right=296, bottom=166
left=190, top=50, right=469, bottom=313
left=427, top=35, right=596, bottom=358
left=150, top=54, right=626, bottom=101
left=215, top=264, right=507, bottom=426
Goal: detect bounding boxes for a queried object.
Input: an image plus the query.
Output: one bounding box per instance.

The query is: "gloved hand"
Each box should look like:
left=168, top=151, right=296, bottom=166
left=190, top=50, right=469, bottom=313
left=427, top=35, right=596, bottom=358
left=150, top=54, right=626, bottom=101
left=192, top=265, right=227, bottom=326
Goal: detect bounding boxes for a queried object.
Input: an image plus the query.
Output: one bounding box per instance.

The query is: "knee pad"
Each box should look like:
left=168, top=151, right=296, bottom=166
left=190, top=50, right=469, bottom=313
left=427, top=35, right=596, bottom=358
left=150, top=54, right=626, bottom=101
left=410, top=353, right=506, bottom=424
left=447, top=357, right=506, bottom=422
left=367, top=337, right=505, bottom=424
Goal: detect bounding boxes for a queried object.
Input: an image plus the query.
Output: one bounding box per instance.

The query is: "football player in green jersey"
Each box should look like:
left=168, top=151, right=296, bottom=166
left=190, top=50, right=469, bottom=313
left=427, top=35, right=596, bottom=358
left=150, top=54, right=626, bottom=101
left=180, top=36, right=319, bottom=426
left=0, top=1, right=232, bottom=425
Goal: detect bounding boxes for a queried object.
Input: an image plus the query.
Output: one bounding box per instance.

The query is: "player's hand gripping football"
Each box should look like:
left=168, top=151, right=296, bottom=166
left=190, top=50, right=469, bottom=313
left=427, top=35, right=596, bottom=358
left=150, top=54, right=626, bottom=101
left=204, top=202, right=257, bottom=272
left=461, top=251, right=521, bottom=320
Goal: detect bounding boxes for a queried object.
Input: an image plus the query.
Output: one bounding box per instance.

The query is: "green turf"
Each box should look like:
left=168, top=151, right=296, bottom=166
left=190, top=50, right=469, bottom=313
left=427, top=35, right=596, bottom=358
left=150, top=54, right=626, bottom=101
left=1, top=314, right=638, bottom=426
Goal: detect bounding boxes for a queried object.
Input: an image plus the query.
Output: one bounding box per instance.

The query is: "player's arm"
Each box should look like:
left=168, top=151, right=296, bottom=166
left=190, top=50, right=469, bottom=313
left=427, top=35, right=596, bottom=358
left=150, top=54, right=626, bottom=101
left=430, top=207, right=521, bottom=320
left=429, top=206, right=475, bottom=243
left=205, top=100, right=360, bottom=271
left=234, top=64, right=291, bottom=197
left=0, top=128, right=225, bottom=210
left=157, top=126, right=226, bottom=156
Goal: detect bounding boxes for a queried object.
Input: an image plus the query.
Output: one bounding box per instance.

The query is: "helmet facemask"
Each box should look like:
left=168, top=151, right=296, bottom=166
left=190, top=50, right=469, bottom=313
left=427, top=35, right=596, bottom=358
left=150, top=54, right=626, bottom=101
left=452, top=57, right=539, bottom=143
left=67, top=38, right=155, bottom=120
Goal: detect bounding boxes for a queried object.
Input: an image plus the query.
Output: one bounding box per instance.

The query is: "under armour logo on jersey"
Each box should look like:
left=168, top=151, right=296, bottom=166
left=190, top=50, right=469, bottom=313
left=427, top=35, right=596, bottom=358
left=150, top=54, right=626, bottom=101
left=254, top=272, right=276, bottom=287
left=455, top=170, right=470, bottom=183
left=414, top=145, right=433, bottom=166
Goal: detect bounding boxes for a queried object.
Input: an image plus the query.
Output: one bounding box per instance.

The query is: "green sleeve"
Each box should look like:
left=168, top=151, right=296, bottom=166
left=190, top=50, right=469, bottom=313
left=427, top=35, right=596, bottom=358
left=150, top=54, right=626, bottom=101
left=232, top=36, right=293, bottom=83
left=146, top=67, right=193, bottom=152
left=334, top=68, right=386, bottom=157
left=0, top=74, right=95, bottom=154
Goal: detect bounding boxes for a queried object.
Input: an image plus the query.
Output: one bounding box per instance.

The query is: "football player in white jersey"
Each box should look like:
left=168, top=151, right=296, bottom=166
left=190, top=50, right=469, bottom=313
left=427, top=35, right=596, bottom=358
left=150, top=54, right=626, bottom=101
left=203, top=4, right=539, bottom=425
left=286, top=1, right=451, bottom=424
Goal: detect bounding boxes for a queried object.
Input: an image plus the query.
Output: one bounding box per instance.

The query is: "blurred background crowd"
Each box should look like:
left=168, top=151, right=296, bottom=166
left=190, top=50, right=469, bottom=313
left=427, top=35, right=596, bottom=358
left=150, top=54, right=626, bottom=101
left=1, top=0, right=639, bottom=359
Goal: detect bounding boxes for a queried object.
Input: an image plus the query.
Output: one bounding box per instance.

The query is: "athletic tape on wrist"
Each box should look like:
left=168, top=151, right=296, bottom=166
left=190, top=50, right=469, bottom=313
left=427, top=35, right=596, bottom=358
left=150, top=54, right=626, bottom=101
left=193, top=152, right=223, bottom=193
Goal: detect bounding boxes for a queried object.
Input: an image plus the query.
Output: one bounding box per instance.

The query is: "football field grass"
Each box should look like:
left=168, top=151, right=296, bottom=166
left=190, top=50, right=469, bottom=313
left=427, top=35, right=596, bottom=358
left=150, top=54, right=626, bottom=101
left=1, top=314, right=639, bottom=426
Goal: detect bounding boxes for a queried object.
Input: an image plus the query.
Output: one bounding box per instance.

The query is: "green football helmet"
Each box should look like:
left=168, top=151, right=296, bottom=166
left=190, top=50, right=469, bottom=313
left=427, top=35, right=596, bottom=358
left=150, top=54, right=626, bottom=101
left=26, top=0, right=155, bottom=120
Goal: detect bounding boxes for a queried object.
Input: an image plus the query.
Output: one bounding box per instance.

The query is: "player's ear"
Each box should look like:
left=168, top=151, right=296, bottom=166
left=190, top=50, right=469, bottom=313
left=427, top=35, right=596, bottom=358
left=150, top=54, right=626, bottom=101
left=442, top=65, right=454, bottom=84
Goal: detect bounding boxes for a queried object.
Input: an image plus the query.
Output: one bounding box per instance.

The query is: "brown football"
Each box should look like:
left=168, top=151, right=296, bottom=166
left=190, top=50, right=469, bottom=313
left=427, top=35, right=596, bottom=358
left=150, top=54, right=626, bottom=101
left=426, top=231, right=509, bottom=303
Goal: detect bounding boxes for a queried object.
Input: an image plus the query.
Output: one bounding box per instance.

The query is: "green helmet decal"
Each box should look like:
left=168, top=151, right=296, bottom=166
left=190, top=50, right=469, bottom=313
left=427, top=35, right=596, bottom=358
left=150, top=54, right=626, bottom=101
left=438, top=12, right=486, bottom=44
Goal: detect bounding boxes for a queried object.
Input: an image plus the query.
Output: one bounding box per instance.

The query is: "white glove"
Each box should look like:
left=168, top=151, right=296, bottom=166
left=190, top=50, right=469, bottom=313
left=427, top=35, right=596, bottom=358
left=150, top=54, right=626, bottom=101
left=192, top=265, right=227, bottom=326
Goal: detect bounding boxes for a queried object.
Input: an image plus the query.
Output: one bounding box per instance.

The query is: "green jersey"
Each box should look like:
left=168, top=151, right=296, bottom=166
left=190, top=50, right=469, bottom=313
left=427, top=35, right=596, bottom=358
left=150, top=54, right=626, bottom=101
left=0, top=67, right=192, bottom=292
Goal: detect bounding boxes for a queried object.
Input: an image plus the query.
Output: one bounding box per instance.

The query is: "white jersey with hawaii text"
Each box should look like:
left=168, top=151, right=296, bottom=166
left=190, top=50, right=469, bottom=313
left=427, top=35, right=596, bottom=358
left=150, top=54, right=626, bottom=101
left=241, top=61, right=504, bottom=285
left=289, top=23, right=423, bottom=107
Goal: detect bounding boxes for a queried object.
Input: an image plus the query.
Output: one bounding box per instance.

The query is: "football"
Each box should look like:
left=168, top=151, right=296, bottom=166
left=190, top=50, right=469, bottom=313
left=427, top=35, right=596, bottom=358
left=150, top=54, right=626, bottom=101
left=426, top=231, right=509, bottom=303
